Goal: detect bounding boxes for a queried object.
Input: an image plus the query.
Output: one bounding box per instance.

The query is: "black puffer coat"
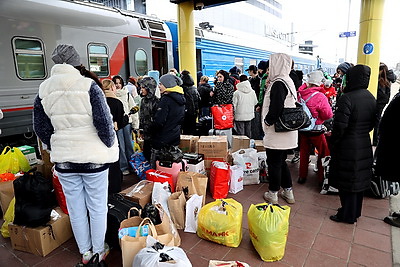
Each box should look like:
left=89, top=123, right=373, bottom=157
left=152, top=92, right=185, bottom=149
left=329, top=65, right=377, bottom=192
left=375, top=92, right=400, bottom=181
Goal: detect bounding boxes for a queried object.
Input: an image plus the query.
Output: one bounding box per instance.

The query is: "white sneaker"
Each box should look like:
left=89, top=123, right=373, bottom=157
left=313, top=164, right=318, bottom=172
left=122, top=170, right=130, bottom=176
left=82, top=251, right=93, bottom=265
left=263, top=191, right=278, bottom=204
left=98, top=243, right=110, bottom=261
left=281, top=188, right=295, bottom=204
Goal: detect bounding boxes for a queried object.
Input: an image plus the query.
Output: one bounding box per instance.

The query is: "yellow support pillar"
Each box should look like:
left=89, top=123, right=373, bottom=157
left=177, top=1, right=196, bottom=81
left=357, top=0, right=385, bottom=97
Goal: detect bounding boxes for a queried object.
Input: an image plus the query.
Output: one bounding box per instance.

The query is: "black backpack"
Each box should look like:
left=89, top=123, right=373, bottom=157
left=13, top=168, right=57, bottom=227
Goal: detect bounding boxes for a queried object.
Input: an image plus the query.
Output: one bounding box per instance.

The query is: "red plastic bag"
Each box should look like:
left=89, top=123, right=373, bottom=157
left=211, top=104, right=234, bottom=130
left=146, top=169, right=174, bottom=192
left=52, top=167, right=68, bottom=214
left=210, top=161, right=230, bottom=199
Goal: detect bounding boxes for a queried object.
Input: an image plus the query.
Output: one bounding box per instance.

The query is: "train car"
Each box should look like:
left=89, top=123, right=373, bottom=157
left=166, top=21, right=337, bottom=85
left=0, top=0, right=173, bottom=140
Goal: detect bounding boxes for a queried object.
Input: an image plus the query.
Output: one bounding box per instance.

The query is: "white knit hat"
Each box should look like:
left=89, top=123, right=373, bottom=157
left=307, top=71, right=325, bottom=86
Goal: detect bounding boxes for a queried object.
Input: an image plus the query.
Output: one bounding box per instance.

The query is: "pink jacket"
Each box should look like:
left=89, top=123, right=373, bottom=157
left=298, top=83, right=333, bottom=125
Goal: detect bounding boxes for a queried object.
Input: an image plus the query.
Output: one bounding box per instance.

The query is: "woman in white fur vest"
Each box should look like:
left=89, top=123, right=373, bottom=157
left=33, top=44, right=118, bottom=265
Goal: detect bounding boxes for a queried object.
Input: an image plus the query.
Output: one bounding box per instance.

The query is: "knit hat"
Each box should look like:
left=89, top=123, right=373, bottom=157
left=229, top=66, right=239, bottom=75
left=307, top=71, right=325, bottom=86
left=324, top=79, right=333, bottom=87
left=159, top=74, right=183, bottom=88
left=337, top=62, right=351, bottom=74
left=245, top=65, right=257, bottom=72
left=257, top=60, right=269, bottom=71
left=138, top=76, right=157, bottom=92
left=51, top=44, right=80, bottom=66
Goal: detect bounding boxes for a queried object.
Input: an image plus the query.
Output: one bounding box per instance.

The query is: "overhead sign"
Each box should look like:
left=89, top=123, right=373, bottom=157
left=363, top=43, right=374, bottom=55
left=339, top=31, right=357, bottom=38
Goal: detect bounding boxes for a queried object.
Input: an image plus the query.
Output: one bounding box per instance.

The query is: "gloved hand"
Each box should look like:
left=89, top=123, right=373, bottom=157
left=129, top=106, right=139, bottom=115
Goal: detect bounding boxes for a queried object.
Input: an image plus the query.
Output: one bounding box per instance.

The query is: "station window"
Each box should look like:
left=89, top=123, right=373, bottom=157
left=135, top=49, right=148, bottom=76
left=249, top=59, right=257, bottom=66
left=88, top=44, right=109, bottom=77
left=12, top=37, right=46, bottom=79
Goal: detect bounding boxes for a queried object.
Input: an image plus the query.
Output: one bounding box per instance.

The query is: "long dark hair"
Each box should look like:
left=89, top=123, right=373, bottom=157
left=75, top=65, right=103, bottom=89
left=379, top=63, right=390, bottom=88
left=216, top=69, right=229, bottom=82
left=112, top=75, right=125, bottom=88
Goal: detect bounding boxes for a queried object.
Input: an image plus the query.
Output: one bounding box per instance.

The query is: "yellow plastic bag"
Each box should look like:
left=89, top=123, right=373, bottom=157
left=1, top=197, right=15, bottom=238
left=0, top=147, right=30, bottom=174
left=247, top=203, right=290, bottom=262
left=197, top=198, right=242, bottom=247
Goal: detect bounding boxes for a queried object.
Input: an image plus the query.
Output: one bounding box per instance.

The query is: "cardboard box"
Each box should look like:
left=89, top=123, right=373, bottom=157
left=120, top=181, right=153, bottom=208
left=231, top=135, right=250, bottom=153
left=183, top=153, right=206, bottom=175
left=179, top=135, right=199, bottom=153
left=18, top=145, right=38, bottom=165
left=8, top=207, right=72, bottom=256
left=198, top=136, right=228, bottom=158
left=254, top=140, right=264, bottom=152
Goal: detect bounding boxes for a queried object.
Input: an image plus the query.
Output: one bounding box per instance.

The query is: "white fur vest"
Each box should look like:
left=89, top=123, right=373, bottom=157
left=39, top=64, right=119, bottom=164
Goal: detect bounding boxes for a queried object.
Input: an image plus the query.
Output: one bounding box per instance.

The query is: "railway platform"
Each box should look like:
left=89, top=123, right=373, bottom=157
left=0, top=154, right=397, bottom=267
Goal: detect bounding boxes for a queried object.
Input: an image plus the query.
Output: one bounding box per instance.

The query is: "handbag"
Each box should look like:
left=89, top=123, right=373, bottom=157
left=85, top=253, right=107, bottom=267
left=273, top=80, right=311, bottom=132
left=156, top=145, right=184, bottom=163
left=211, top=104, right=234, bottom=130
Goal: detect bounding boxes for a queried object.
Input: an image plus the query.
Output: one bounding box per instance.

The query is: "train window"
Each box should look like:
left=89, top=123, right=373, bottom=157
left=12, top=38, right=46, bottom=79
left=88, top=44, right=109, bottom=77
left=135, top=49, right=148, bottom=76
left=234, top=57, right=244, bottom=74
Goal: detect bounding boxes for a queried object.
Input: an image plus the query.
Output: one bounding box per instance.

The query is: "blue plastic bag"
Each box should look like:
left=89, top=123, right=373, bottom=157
left=129, top=152, right=151, bottom=180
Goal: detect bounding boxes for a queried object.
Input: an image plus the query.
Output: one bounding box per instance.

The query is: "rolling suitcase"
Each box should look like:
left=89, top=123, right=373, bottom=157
left=106, top=193, right=142, bottom=249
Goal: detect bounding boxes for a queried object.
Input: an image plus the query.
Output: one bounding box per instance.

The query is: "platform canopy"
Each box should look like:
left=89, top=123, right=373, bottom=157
left=169, top=0, right=245, bottom=9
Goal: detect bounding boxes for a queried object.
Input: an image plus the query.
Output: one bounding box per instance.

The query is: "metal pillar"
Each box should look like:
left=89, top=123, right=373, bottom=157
left=177, top=1, right=196, bottom=80
left=357, top=0, right=385, bottom=97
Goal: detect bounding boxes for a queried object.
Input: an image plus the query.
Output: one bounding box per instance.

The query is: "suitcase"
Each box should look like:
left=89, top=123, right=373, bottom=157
left=209, top=128, right=232, bottom=149
left=183, top=153, right=205, bottom=175
left=196, top=116, right=213, bottom=136
left=105, top=193, right=142, bottom=249
left=156, top=160, right=187, bottom=191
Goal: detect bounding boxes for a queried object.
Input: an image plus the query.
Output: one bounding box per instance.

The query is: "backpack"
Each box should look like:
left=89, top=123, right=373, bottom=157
left=298, top=92, right=318, bottom=132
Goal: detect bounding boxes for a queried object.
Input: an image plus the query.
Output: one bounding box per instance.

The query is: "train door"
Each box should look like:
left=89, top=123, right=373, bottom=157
left=196, top=48, right=202, bottom=74
left=152, top=41, right=168, bottom=75
left=127, top=36, right=152, bottom=77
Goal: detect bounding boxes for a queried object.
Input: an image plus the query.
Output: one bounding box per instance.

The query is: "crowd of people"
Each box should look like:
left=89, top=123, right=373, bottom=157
left=33, top=44, right=399, bottom=266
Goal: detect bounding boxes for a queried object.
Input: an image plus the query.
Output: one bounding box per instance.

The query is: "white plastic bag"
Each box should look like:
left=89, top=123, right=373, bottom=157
left=229, top=165, right=243, bottom=194
left=152, top=182, right=172, bottom=218
left=232, top=148, right=259, bottom=185
left=133, top=236, right=192, bottom=267
left=184, top=194, right=203, bottom=233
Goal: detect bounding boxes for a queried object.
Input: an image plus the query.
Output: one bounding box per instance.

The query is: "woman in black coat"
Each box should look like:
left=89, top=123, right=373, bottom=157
left=376, top=91, right=400, bottom=226
left=329, top=64, right=377, bottom=224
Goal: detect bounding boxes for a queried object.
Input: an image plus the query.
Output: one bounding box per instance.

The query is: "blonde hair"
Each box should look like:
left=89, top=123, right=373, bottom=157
left=200, top=75, right=209, bottom=82
left=102, top=79, right=114, bottom=91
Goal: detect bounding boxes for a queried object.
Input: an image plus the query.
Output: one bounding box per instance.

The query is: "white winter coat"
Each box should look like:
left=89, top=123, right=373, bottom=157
left=233, top=80, right=258, bottom=121
left=261, top=53, right=298, bottom=150
left=116, top=86, right=139, bottom=129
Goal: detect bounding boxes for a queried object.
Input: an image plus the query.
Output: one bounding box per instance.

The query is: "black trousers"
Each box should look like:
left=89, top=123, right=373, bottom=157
left=108, top=160, right=122, bottom=194
left=337, top=190, right=364, bottom=223
left=266, top=148, right=292, bottom=191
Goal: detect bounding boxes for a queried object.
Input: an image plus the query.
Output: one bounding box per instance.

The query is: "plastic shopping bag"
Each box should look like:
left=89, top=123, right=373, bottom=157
left=1, top=197, right=15, bottom=238
left=211, top=104, right=234, bottom=130
left=133, top=236, right=192, bottom=267
left=232, top=148, right=259, bottom=185
left=0, top=147, right=30, bottom=174
left=130, top=152, right=151, bottom=180
left=229, top=165, right=243, bottom=194
left=152, top=182, right=172, bottom=219
left=184, top=194, right=203, bottom=233
left=209, top=161, right=230, bottom=199
left=197, top=199, right=243, bottom=247
left=247, top=203, right=290, bottom=262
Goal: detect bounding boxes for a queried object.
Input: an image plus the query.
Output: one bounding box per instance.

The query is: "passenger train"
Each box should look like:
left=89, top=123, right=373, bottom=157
left=0, top=0, right=336, bottom=142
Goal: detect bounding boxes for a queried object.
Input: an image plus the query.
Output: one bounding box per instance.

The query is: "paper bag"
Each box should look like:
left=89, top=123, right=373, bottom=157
left=0, top=181, right=14, bottom=214
left=184, top=194, right=203, bottom=233
left=121, top=218, right=174, bottom=267
left=176, top=172, right=208, bottom=206
left=167, top=191, right=186, bottom=230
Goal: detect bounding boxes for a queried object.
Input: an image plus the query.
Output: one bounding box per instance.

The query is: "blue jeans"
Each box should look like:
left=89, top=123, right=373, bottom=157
left=117, top=124, right=134, bottom=172
left=57, top=170, right=108, bottom=254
